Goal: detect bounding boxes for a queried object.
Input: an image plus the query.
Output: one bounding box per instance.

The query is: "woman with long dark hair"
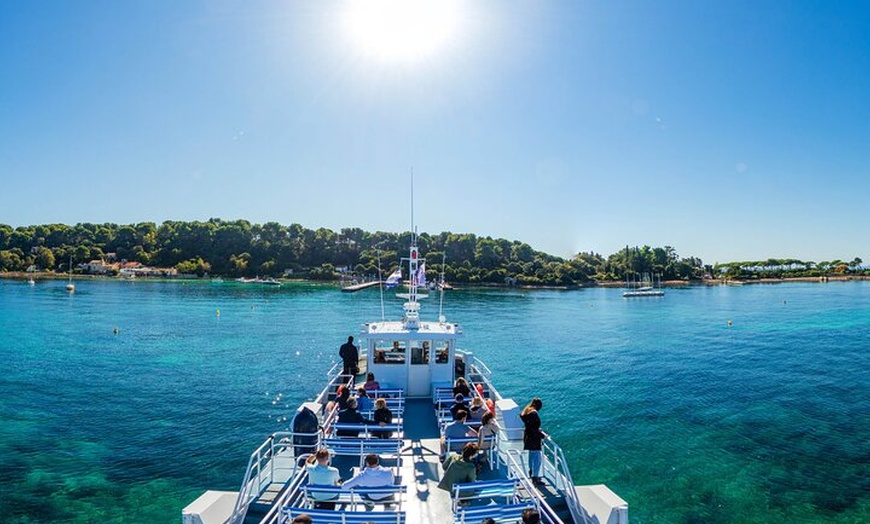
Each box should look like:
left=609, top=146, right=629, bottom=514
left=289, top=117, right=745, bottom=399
left=520, top=397, right=548, bottom=485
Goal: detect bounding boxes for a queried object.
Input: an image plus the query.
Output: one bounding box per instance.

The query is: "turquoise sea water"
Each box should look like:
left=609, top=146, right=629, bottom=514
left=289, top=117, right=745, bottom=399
left=1, top=279, right=868, bottom=523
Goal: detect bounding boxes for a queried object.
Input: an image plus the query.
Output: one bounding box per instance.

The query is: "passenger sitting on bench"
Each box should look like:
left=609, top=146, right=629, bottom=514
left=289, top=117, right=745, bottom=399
left=356, top=386, right=373, bottom=413
left=522, top=508, right=541, bottom=524
left=442, top=410, right=477, bottom=456
left=468, top=396, right=487, bottom=420
left=437, top=442, right=479, bottom=492
left=336, top=398, right=373, bottom=436
left=449, top=394, right=469, bottom=419
left=373, top=398, right=393, bottom=439
left=363, top=372, right=380, bottom=392
left=342, top=453, right=395, bottom=500
left=291, top=514, right=312, bottom=524
left=453, top=377, right=472, bottom=397
left=329, top=385, right=350, bottom=412
left=305, top=449, right=341, bottom=509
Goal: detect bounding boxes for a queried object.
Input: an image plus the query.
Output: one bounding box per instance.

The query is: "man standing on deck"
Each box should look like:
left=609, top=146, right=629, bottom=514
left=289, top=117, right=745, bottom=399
left=339, top=335, right=359, bottom=376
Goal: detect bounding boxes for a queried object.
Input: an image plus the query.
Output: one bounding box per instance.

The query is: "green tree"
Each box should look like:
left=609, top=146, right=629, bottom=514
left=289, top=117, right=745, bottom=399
left=35, top=247, right=56, bottom=270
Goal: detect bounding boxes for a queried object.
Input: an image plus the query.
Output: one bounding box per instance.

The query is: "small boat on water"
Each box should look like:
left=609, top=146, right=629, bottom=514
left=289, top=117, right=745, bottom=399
left=184, top=233, right=628, bottom=524
left=623, top=273, right=663, bottom=298
left=427, top=279, right=453, bottom=291
left=236, top=277, right=282, bottom=286
left=341, top=280, right=381, bottom=293
left=66, top=256, right=75, bottom=292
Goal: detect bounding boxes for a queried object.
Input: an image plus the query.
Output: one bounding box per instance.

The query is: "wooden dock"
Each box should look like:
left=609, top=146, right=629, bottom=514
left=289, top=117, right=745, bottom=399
left=340, top=280, right=382, bottom=293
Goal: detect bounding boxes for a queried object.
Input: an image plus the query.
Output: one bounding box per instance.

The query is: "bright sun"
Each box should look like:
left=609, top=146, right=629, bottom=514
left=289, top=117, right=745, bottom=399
left=342, top=0, right=463, bottom=63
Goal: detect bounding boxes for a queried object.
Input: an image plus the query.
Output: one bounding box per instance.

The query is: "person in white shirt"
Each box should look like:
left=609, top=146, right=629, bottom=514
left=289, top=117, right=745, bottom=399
left=342, top=453, right=395, bottom=501
left=305, top=449, right=341, bottom=508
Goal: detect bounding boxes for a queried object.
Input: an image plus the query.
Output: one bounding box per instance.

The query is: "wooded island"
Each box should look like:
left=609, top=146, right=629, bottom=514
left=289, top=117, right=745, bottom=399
left=0, top=220, right=864, bottom=286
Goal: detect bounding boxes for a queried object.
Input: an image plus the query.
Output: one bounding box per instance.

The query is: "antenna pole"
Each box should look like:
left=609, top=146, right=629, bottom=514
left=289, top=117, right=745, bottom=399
left=410, top=168, right=414, bottom=241
left=377, top=250, right=385, bottom=321
left=439, top=251, right=446, bottom=319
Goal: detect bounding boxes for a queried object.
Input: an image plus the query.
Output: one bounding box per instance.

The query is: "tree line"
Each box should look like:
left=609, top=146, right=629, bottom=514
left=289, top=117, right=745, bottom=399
left=0, top=220, right=863, bottom=285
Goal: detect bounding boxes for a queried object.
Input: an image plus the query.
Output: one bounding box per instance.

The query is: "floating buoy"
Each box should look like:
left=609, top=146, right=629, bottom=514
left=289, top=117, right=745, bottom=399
left=216, top=309, right=221, bottom=317
left=727, top=320, right=732, bottom=327
left=113, top=327, right=119, bottom=335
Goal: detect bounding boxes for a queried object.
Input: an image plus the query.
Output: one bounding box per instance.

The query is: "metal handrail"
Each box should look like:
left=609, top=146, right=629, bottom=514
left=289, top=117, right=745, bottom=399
left=504, top=449, right=565, bottom=524
left=252, top=460, right=309, bottom=524
left=229, top=430, right=314, bottom=524
left=471, top=355, right=493, bottom=376
left=230, top=434, right=276, bottom=523
left=468, top=358, right=505, bottom=401
left=542, top=438, right=588, bottom=524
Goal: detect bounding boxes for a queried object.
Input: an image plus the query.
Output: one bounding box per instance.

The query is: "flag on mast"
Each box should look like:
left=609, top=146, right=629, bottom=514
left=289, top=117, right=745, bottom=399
left=385, top=268, right=402, bottom=289
left=414, top=262, right=426, bottom=288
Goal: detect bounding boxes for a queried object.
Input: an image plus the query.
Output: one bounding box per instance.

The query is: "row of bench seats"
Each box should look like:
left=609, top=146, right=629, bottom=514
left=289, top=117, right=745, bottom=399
left=286, top=479, right=532, bottom=523
left=363, top=387, right=404, bottom=399
left=453, top=502, right=537, bottom=523
left=329, top=422, right=404, bottom=440
left=284, top=506, right=405, bottom=524
left=326, top=388, right=406, bottom=439
left=441, top=435, right=498, bottom=469
left=433, top=387, right=474, bottom=407
left=450, top=479, right=536, bottom=524
left=302, top=484, right=407, bottom=509
left=320, top=438, right=404, bottom=469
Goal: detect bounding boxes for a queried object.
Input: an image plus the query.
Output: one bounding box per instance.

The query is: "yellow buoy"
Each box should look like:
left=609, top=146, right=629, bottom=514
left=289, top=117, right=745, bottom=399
left=216, top=309, right=221, bottom=317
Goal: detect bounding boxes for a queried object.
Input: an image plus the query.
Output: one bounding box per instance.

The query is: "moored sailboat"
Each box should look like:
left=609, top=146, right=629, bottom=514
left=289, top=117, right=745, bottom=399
left=66, top=256, right=75, bottom=292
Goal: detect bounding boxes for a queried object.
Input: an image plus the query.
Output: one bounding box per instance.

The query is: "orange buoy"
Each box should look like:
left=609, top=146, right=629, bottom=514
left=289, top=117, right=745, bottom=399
left=475, top=383, right=484, bottom=395
left=485, top=398, right=495, bottom=414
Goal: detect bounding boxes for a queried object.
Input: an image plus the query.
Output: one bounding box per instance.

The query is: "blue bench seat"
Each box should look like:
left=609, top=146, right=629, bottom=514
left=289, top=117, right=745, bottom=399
left=452, top=502, right=536, bottom=524
left=284, top=506, right=406, bottom=524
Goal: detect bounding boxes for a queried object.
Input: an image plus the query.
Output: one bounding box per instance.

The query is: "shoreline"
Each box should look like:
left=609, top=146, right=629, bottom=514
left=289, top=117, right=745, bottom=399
left=4, top=272, right=869, bottom=288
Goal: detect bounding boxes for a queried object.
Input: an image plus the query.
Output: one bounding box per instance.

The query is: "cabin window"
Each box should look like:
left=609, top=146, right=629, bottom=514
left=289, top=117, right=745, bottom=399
left=374, top=340, right=405, bottom=364
left=411, top=340, right=430, bottom=365
left=435, top=341, right=449, bottom=364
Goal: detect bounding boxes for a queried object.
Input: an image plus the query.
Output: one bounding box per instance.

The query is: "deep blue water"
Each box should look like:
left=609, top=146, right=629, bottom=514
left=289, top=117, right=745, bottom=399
left=1, top=279, right=868, bottom=523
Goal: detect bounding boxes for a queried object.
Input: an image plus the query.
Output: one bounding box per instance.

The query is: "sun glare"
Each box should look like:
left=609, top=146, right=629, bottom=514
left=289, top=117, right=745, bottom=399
left=342, top=0, right=463, bottom=63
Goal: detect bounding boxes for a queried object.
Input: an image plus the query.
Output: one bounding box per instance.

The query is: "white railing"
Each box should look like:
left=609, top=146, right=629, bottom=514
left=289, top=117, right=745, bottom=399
left=228, top=431, right=315, bottom=524
left=230, top=434, right=277, bottom=523
left=541, top=438, right=588, bottom=524
left=251, top=463, right=309, bottom=524
left=464, top=353, right=506, bottom=401
left=504, top=449, right=565, bottom=524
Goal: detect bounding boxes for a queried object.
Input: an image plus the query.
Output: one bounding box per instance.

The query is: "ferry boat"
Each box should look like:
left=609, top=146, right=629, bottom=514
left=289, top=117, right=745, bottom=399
left=183, top=237, right=629, bottom=524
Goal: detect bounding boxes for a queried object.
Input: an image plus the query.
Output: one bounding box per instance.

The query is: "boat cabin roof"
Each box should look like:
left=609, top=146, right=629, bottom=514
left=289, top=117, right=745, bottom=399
left=361, top=319, right=462, bottom=340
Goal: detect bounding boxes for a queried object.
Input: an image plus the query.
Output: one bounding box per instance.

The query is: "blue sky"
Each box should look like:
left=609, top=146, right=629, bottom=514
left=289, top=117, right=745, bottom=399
left=2, top=1, right=869, bottom=264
